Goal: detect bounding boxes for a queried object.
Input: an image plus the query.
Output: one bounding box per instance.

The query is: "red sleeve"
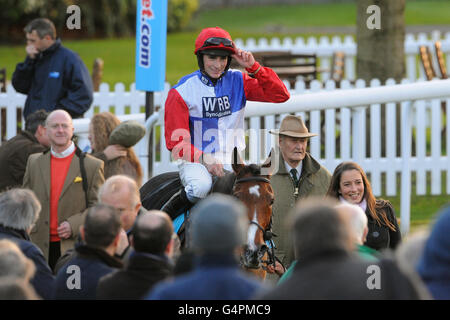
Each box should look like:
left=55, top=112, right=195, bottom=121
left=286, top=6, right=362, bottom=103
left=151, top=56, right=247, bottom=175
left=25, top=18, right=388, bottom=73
left=164, top=88, right=203, bottom=162
left=243, top=61, right=290, bottom=102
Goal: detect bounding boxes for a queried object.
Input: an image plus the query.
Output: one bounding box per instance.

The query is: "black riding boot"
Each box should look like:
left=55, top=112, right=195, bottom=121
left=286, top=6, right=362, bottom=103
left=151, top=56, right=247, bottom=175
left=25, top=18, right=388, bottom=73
left=161, top=188, right=191, bottom=220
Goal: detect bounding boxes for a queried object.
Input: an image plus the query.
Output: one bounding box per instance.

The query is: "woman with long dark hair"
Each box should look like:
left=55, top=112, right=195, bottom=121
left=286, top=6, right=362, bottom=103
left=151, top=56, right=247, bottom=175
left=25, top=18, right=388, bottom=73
left=326, top=161, right=401, bottom=251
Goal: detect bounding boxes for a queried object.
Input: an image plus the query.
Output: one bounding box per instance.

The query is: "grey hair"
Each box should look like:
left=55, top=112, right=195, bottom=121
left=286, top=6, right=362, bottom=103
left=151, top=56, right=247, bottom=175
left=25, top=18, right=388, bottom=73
left=99, top=175, right=140, bottom=207
left=335, top=203, right=368, bottom=244
left=0, top=189, right=41, bottom=231
left=24, top=18, right=56, bottom=39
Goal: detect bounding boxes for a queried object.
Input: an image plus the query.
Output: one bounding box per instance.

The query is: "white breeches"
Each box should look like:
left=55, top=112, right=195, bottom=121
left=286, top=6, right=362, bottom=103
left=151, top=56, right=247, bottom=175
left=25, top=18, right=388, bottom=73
left=178, top=161, right=212, bottom=203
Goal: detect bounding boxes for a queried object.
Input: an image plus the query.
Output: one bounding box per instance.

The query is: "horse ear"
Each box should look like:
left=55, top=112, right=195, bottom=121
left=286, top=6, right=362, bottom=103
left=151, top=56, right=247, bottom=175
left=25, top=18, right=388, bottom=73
left=261, top=147, right=275, bottom=177
left=232, top=147, right=244, bottom=174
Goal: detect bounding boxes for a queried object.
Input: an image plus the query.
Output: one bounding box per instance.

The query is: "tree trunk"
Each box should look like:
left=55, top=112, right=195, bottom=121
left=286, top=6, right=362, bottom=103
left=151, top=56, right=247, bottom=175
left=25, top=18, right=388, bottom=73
left=356, top=0, right=405, bottom=158
left=357, top=0, right=406, bottom=83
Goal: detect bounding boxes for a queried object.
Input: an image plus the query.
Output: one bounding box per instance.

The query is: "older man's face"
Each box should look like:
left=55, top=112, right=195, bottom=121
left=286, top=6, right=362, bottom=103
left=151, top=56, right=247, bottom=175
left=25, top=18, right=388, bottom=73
left=100, top=187, right=140, bottom=232
left=279, top=135, right=308, bottom=167
left=46, top=111, right=74, bottom=151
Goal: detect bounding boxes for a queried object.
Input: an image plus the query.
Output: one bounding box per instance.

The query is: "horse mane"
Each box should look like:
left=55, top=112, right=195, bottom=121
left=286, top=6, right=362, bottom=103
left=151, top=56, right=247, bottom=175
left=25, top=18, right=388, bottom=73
left=211, top=171, right=236, bottom=195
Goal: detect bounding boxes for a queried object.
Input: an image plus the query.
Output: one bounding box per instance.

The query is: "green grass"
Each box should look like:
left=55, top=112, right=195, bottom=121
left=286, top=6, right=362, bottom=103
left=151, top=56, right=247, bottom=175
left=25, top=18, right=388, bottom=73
left=64, top=38, right=137, bottom=87
left=379, top=171, right=449, bottom=233
left=192, top=3, right=356, bottom=32
left=385, top=193, right=448, bottom=233
left=405, top=0, right=450, bottom=25
left=192, top=0, right=450, bottom=33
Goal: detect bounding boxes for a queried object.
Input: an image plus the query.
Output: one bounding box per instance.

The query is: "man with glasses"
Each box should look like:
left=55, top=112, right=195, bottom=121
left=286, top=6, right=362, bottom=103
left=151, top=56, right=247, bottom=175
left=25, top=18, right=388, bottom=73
left=23, top=110, right=105, bottom=271
left=163, top=27, right=290, bottom=218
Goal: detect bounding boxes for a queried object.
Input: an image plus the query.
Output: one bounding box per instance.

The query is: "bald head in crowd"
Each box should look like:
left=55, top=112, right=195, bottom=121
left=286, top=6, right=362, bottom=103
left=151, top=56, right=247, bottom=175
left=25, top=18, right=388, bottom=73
left=335, top=203, right=368, bottom=246
left=98, top=175, right=141, bottom=232
left=131, top=210, right=174, bottom=257
left=45, top=110, right=74, bottom=153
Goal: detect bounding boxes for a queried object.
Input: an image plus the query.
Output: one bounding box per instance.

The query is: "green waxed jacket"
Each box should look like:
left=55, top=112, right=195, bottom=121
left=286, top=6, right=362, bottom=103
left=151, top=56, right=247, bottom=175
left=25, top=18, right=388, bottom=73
left=270, top=151, right=332, bottom=268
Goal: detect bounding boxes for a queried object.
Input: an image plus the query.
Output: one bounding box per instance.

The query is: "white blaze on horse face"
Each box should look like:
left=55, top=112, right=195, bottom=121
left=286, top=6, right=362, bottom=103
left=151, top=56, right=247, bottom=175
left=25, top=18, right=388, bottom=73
left=248, top=185, right=260, bottom=198
left=247, top=209, right=258, bottom=251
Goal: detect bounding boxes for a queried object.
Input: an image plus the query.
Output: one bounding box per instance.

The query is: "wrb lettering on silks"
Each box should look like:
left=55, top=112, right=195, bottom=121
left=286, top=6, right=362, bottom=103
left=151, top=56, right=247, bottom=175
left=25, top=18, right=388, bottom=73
left=202, top=95, right=231, bottom=118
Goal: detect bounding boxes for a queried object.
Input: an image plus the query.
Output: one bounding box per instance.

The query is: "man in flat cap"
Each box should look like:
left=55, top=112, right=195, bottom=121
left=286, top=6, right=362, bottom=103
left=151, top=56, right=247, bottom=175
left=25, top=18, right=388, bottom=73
left=268, top=115, right=331, bottom=276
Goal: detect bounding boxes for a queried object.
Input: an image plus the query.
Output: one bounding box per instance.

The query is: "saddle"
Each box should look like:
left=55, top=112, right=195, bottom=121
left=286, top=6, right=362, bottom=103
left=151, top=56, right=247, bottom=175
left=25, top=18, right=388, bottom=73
left=140, top=170, right=237, bottom=213
left=140, top=171, right=181, bottom=211
left=140, top=172, right=190, bottom=245
left=140, top=171, right=237, bottom=247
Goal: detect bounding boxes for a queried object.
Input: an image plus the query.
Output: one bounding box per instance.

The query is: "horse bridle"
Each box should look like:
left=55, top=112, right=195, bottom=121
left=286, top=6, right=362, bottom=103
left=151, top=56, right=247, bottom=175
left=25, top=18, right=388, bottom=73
left=234, top=176, right=282, bottom=272
left=234, top=176, right=271, bottom=185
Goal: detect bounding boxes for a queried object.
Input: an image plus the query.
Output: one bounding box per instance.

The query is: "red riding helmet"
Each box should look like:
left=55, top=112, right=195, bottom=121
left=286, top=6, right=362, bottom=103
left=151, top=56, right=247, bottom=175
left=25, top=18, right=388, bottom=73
left=194, top=27, right=236, bottom=56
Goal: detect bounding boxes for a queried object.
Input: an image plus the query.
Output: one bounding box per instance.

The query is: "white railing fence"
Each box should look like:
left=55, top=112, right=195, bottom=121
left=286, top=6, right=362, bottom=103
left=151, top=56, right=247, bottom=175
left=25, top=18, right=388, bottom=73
left=235, top=30, right=450, bottom=82
left=1, top=78, right=449, bottom=235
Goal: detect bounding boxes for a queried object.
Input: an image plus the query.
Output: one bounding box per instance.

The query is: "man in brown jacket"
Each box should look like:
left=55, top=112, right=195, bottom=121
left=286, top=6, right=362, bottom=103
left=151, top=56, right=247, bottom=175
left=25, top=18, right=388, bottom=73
left=0, top=110, right=49, bottom=192
left=268, top=115, right=331, bottom=276
left=23, top=110, right=104, bottom=270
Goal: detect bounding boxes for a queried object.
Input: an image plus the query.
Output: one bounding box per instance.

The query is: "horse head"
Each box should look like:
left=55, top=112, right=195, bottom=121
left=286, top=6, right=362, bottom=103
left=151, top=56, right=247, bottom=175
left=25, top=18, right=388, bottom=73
left=231, top=148, right=275, bottom=277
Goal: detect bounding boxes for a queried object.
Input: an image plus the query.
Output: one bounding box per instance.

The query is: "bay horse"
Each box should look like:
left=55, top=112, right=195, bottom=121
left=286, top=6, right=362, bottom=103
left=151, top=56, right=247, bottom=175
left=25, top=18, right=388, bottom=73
left=140, top=148, right=278, bottom=280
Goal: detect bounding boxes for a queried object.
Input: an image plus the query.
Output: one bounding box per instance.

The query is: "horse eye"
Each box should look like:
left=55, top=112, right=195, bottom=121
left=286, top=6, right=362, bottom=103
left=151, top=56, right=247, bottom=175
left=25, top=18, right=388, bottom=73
left=270, top=198, right=274, bottom=205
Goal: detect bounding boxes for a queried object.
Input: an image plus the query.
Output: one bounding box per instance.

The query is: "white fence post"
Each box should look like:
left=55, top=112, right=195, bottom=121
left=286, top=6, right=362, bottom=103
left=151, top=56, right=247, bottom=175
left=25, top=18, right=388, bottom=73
left=352, top=79, right=366, bottom=165
left=369, top=78, right=382, bottom=195
left=400, top=79, right=412, bottom=235
left=309, top=80, right=321, bottom=159
left=385, top=79, right=398, bottom=196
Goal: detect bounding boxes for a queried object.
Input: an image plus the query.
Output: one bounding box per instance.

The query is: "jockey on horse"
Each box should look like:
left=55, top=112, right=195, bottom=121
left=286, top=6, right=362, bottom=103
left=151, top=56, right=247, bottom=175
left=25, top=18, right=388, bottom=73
left=162, top=26, right=290, bottom=218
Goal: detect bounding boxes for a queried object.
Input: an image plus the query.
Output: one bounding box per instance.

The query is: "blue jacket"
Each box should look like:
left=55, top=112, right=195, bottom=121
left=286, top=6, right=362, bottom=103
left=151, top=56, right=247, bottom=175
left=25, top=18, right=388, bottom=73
left=145, top=253, right=262, bottom=300
left=417, top=206, right=450, bottom=300
left=53, top=244, right=123, bottom=300
left=12, top=39, right=93, bottom=119
left=0, top=225, right=55, bottom=299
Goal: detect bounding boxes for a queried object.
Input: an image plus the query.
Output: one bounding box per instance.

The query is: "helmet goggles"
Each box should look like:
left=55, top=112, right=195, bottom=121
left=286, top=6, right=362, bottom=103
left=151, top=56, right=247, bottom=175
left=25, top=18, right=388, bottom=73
left=197, top=37, right=235, bottom=55
left=202, top=37, right=234, bottom=48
